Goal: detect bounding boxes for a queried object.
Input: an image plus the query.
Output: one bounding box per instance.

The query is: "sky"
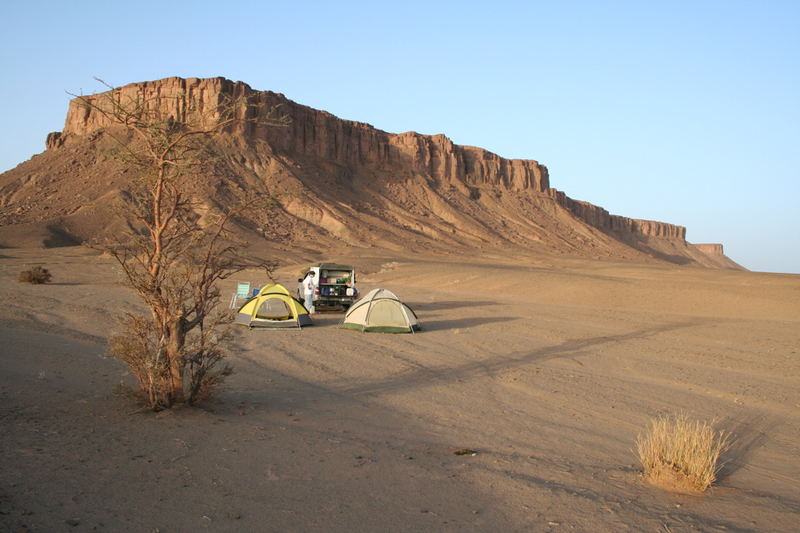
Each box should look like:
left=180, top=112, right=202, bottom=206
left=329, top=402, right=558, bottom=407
left=1, top=1, right=798, bottom=273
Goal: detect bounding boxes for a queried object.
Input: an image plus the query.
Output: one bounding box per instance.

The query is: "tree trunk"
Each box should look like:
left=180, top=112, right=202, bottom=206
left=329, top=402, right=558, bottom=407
left=166, top=318, right=187, bottom=405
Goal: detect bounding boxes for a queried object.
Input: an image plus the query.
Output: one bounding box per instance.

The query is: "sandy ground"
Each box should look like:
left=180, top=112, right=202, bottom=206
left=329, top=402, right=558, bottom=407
left=1, top=246, right=799, bottom=532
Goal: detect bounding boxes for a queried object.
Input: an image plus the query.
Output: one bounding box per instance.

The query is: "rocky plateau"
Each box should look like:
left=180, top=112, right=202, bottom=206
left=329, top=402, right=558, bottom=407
left=0, top=76, right=742, bottom=270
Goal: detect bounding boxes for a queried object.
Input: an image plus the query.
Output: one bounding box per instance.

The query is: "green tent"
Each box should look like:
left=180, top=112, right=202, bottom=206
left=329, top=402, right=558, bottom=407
left=340, top=288, right=419, bottom=333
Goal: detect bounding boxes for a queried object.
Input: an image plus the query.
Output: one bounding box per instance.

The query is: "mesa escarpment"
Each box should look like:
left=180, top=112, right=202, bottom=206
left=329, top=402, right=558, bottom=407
left=0, top=77, right=742, bottom=269
left=689, top=243, right=744, bottom=270
left=545, top=189, right=686, bottom=240
left=60, top=77, right=550, bottom=194
left=694, top=243, right=724, bottom=256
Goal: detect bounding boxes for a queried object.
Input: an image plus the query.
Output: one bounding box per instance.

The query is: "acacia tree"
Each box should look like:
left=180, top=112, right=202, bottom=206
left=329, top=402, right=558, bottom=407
left=74, top=79, right=287, bottom=409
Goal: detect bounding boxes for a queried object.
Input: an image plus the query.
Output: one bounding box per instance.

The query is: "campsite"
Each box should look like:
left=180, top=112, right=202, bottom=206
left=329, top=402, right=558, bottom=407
left=0, top=6, right=797, bottom=527
left=1, top=245, right=799, bottom=532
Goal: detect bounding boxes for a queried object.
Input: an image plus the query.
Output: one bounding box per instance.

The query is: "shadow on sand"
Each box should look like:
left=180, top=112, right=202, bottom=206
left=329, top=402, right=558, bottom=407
left=420, top=316, right=515, bottom=332
left=411, top=300, right=502, bottom=312
left=332, top=320, right=707, bottom=397
left=717, top=412, right=779, bottom=483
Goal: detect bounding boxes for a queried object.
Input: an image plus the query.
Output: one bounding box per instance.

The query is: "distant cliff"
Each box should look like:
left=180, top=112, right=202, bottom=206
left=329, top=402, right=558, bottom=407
left=690, top=243, right=744, bottom=269
left=693, top=243, right=725, bottom=256
left=0, top=77, right=742, bottom=269
left=545, top=189, right=685, bottom=240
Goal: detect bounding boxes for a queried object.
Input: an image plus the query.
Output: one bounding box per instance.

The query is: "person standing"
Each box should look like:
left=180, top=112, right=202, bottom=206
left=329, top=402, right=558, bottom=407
left=302, top=271, right=317, bottom=314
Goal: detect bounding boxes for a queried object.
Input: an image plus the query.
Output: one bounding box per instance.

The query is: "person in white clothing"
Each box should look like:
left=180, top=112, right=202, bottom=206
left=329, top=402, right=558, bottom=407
left=302, top=271, right=317, bottom=314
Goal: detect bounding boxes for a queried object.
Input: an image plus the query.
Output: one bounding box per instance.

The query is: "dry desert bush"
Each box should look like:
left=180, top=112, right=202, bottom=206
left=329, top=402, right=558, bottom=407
left=109, top=314, right=233, bottom=411
left=636, top=413, right=730, bottom=492
left=77, top=79, right=283, bottom=409
left=19, top=266, right=52, bottom=284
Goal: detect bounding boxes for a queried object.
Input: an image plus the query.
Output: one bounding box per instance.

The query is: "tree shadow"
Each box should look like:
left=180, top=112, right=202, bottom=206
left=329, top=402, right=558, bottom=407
left=336, top=320, right=706, bottom=398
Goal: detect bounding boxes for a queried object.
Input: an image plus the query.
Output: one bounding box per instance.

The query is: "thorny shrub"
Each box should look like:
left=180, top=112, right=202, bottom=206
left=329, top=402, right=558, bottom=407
left=109, top=314, right=233, bottom=411
left=19, top=266, right=52, bottom=284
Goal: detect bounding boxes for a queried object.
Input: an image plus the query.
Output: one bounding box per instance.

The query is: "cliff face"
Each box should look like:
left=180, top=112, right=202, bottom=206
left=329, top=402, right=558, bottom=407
left=0, top=76, right=742, bottom=269
left=545, top=189, right=685, bottom=240
left=61, top=77, right=550, bottom=194
left=59, top=77, right=682, bottom=243
left=693, top=243, right=724, bottom=256
left=689, top=243, right=744, bottom=270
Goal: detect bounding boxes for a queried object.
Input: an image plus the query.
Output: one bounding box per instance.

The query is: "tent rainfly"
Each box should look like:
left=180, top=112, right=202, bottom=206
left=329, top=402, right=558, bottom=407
left=340, top=288, right=420, bottom=333
left=235, top=284, right=312, bottom=329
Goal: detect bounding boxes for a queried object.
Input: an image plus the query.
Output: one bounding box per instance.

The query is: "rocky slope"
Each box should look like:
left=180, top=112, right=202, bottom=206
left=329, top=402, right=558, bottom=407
left=0, top=77, right=742, bottom=269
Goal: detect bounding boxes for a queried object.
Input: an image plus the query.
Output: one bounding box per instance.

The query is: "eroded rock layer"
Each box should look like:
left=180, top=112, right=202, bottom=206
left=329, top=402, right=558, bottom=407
left=0, top=77, right=742, bottom=269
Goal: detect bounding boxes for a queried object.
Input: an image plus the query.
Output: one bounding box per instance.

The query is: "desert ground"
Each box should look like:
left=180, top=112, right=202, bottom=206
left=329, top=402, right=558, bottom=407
left=1, top=246, right=799, bottom=532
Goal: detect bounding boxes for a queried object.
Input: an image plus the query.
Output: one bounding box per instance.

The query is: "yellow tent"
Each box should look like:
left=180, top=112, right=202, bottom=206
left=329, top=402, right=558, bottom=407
left=235, top=284, right=312, bottom=329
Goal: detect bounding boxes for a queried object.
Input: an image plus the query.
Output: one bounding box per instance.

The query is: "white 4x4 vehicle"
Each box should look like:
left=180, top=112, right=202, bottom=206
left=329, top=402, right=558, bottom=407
left=297, top=262, right=358, bottom=310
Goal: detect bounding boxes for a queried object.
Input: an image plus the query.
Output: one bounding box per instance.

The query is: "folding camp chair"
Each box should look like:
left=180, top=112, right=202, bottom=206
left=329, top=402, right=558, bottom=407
left=229, top=282, right=251, bottom=308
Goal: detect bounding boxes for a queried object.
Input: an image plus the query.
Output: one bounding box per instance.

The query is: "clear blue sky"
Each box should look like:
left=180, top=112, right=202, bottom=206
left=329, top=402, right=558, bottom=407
left=2, top=1, right=798, bottom=273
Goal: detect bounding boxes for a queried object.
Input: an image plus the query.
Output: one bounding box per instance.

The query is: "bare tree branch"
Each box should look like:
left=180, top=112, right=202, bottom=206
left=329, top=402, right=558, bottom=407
left=83, top=78, right=288, bottom=409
